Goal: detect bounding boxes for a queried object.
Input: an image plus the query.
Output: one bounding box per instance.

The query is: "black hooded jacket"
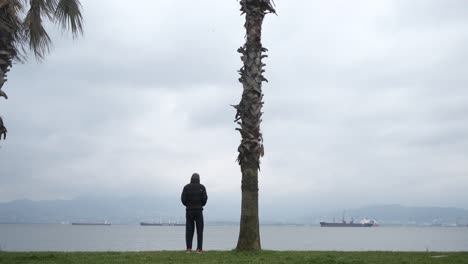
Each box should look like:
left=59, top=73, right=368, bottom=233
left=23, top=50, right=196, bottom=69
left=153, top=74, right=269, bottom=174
left=181, top=173, right=208, bottom=211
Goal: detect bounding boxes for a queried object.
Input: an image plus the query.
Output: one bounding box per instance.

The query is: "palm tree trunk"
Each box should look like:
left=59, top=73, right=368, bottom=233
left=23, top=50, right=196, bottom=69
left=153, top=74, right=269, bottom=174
left=234, top=0, right=275, bottom=251
left=237, top=162, right=261, bottom=250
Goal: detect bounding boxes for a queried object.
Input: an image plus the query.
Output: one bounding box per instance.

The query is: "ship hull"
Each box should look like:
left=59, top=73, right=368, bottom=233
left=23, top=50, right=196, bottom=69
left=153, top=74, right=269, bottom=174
left=71, top=223, right=111, bottom=226
left=140, top=222, right=185, bottom=226
left=140, top=222, right=163, bottom=226
left=320, top=222, right=374, bottom=227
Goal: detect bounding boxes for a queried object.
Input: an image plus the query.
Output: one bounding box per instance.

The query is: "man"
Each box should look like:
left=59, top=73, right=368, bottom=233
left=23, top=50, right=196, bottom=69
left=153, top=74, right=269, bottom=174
left=181, top=173, right=208, bottom=253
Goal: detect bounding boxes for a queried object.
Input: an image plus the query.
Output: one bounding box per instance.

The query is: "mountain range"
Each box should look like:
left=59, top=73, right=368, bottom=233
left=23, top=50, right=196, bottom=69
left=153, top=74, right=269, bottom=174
left=1, top=196, right=467, bottom=225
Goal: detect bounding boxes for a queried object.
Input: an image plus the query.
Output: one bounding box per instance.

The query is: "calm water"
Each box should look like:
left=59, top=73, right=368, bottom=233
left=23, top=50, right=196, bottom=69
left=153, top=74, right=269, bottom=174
left=0, top=224, right=467, bottom=252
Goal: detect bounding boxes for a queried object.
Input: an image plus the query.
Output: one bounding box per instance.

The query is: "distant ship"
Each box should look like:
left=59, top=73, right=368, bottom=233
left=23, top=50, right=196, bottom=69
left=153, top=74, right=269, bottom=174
left=140, top=222, right=185, bottom=226
left=140, top=220, right=185, bottom=226
left=320, top=216, right=378, bottom=227
left=140, top=222, right=163, bottom=226
left=71, top=221, right=111, bottom=226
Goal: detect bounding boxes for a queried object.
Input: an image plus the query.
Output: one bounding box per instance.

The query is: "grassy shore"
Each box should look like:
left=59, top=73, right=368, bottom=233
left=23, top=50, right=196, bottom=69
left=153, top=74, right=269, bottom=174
left=1, top=251, right=467, bottom=264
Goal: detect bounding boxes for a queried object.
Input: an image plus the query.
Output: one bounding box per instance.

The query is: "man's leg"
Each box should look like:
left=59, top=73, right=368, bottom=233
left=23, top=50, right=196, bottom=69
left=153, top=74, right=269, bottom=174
left=186, top=211, right=195, bottom=250
left=195, top=211, right=204, bottom=251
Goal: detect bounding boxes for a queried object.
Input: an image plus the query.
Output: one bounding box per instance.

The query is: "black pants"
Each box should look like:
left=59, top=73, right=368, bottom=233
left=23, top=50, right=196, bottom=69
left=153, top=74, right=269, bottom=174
left=185, top=210, right=204, bottom=250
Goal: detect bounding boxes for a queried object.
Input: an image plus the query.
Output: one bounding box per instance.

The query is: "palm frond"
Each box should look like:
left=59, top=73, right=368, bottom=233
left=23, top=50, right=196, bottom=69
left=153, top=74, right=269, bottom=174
left=0, top=0, right=23, bottom=30
left=0, top=86, right=7, bottom=99
left=0, top=0, right=27, bottom=8
left=54, top=0, right=83, bottom=37
left=239, top=0, right=276, bottom=15
left=43, top=0, right=59, bottom=20
left=0, top=0, right=15, bottom=9
left=0, top=0, right=27, bottom=60
left=24, top=0, right=52, bottom=59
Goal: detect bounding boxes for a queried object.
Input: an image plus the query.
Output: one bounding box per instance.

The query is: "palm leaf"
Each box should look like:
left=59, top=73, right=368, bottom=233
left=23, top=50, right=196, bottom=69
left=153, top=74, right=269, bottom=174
left=24, top=0, right=52, bottom=59
left=54, top=0, right=83, bottom=37
left=0, top=0, right=27, bottom=60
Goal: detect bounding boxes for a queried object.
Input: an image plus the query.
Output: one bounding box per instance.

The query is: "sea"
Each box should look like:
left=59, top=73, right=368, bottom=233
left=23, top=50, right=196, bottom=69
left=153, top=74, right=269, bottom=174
left=0, top=224, right=467, bottom=252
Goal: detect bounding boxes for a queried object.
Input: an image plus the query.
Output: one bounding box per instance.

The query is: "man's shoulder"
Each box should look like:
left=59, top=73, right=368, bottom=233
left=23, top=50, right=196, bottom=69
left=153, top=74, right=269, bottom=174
left=185, top=183, right=206, bottom=190
left=185, top=183, right=198, bottom=189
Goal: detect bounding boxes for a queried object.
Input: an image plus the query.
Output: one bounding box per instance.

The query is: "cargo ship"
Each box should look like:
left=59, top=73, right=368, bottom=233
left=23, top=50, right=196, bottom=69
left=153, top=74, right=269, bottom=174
left=140, top=220, right=185, bottom=226
left=140, top=222, right=163, bottom=226
left=71, top=221, right=111, bottom=226
left=320, top=217, right=377, bottom=227
left=140, top=222, right=185, bottom=226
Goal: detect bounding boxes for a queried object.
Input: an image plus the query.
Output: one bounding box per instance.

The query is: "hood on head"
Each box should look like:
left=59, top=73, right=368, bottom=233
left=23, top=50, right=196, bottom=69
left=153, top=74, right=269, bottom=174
left=190, top=173, right=200, bottom=184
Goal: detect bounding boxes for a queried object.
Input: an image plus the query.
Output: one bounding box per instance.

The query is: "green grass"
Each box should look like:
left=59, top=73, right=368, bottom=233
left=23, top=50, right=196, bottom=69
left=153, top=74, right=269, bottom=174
left=0, top=251, right=467, bottom=264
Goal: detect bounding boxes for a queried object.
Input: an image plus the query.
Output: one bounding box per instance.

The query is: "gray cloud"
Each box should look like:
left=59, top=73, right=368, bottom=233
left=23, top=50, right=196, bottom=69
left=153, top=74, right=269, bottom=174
left=1, top=0, right=467, bottom=214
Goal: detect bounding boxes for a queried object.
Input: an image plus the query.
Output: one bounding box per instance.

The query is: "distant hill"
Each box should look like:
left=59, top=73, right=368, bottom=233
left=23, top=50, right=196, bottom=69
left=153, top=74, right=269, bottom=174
left=1, top=197, right=467, bottom=226
left=0, top=195, right=240, bottom=224
left=0, top=195, right=183, bottom=224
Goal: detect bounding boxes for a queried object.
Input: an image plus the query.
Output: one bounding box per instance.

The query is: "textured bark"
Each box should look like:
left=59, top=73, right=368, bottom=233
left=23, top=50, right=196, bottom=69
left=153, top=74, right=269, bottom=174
left=237, top=163, right=261, bottom=250
left=234, top=0, right=275, bottom=251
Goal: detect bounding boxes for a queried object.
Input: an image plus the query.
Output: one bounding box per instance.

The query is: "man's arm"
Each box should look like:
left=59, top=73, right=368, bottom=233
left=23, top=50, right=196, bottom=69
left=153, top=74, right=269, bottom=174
left=181, top=186, right=188, bottom=206
left=201, top=186, right=208, bottom=206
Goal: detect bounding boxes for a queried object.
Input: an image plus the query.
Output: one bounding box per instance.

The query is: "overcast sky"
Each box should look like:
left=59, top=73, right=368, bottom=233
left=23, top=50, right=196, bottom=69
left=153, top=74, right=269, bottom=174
left=0, top=0, right=467, bottom=212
